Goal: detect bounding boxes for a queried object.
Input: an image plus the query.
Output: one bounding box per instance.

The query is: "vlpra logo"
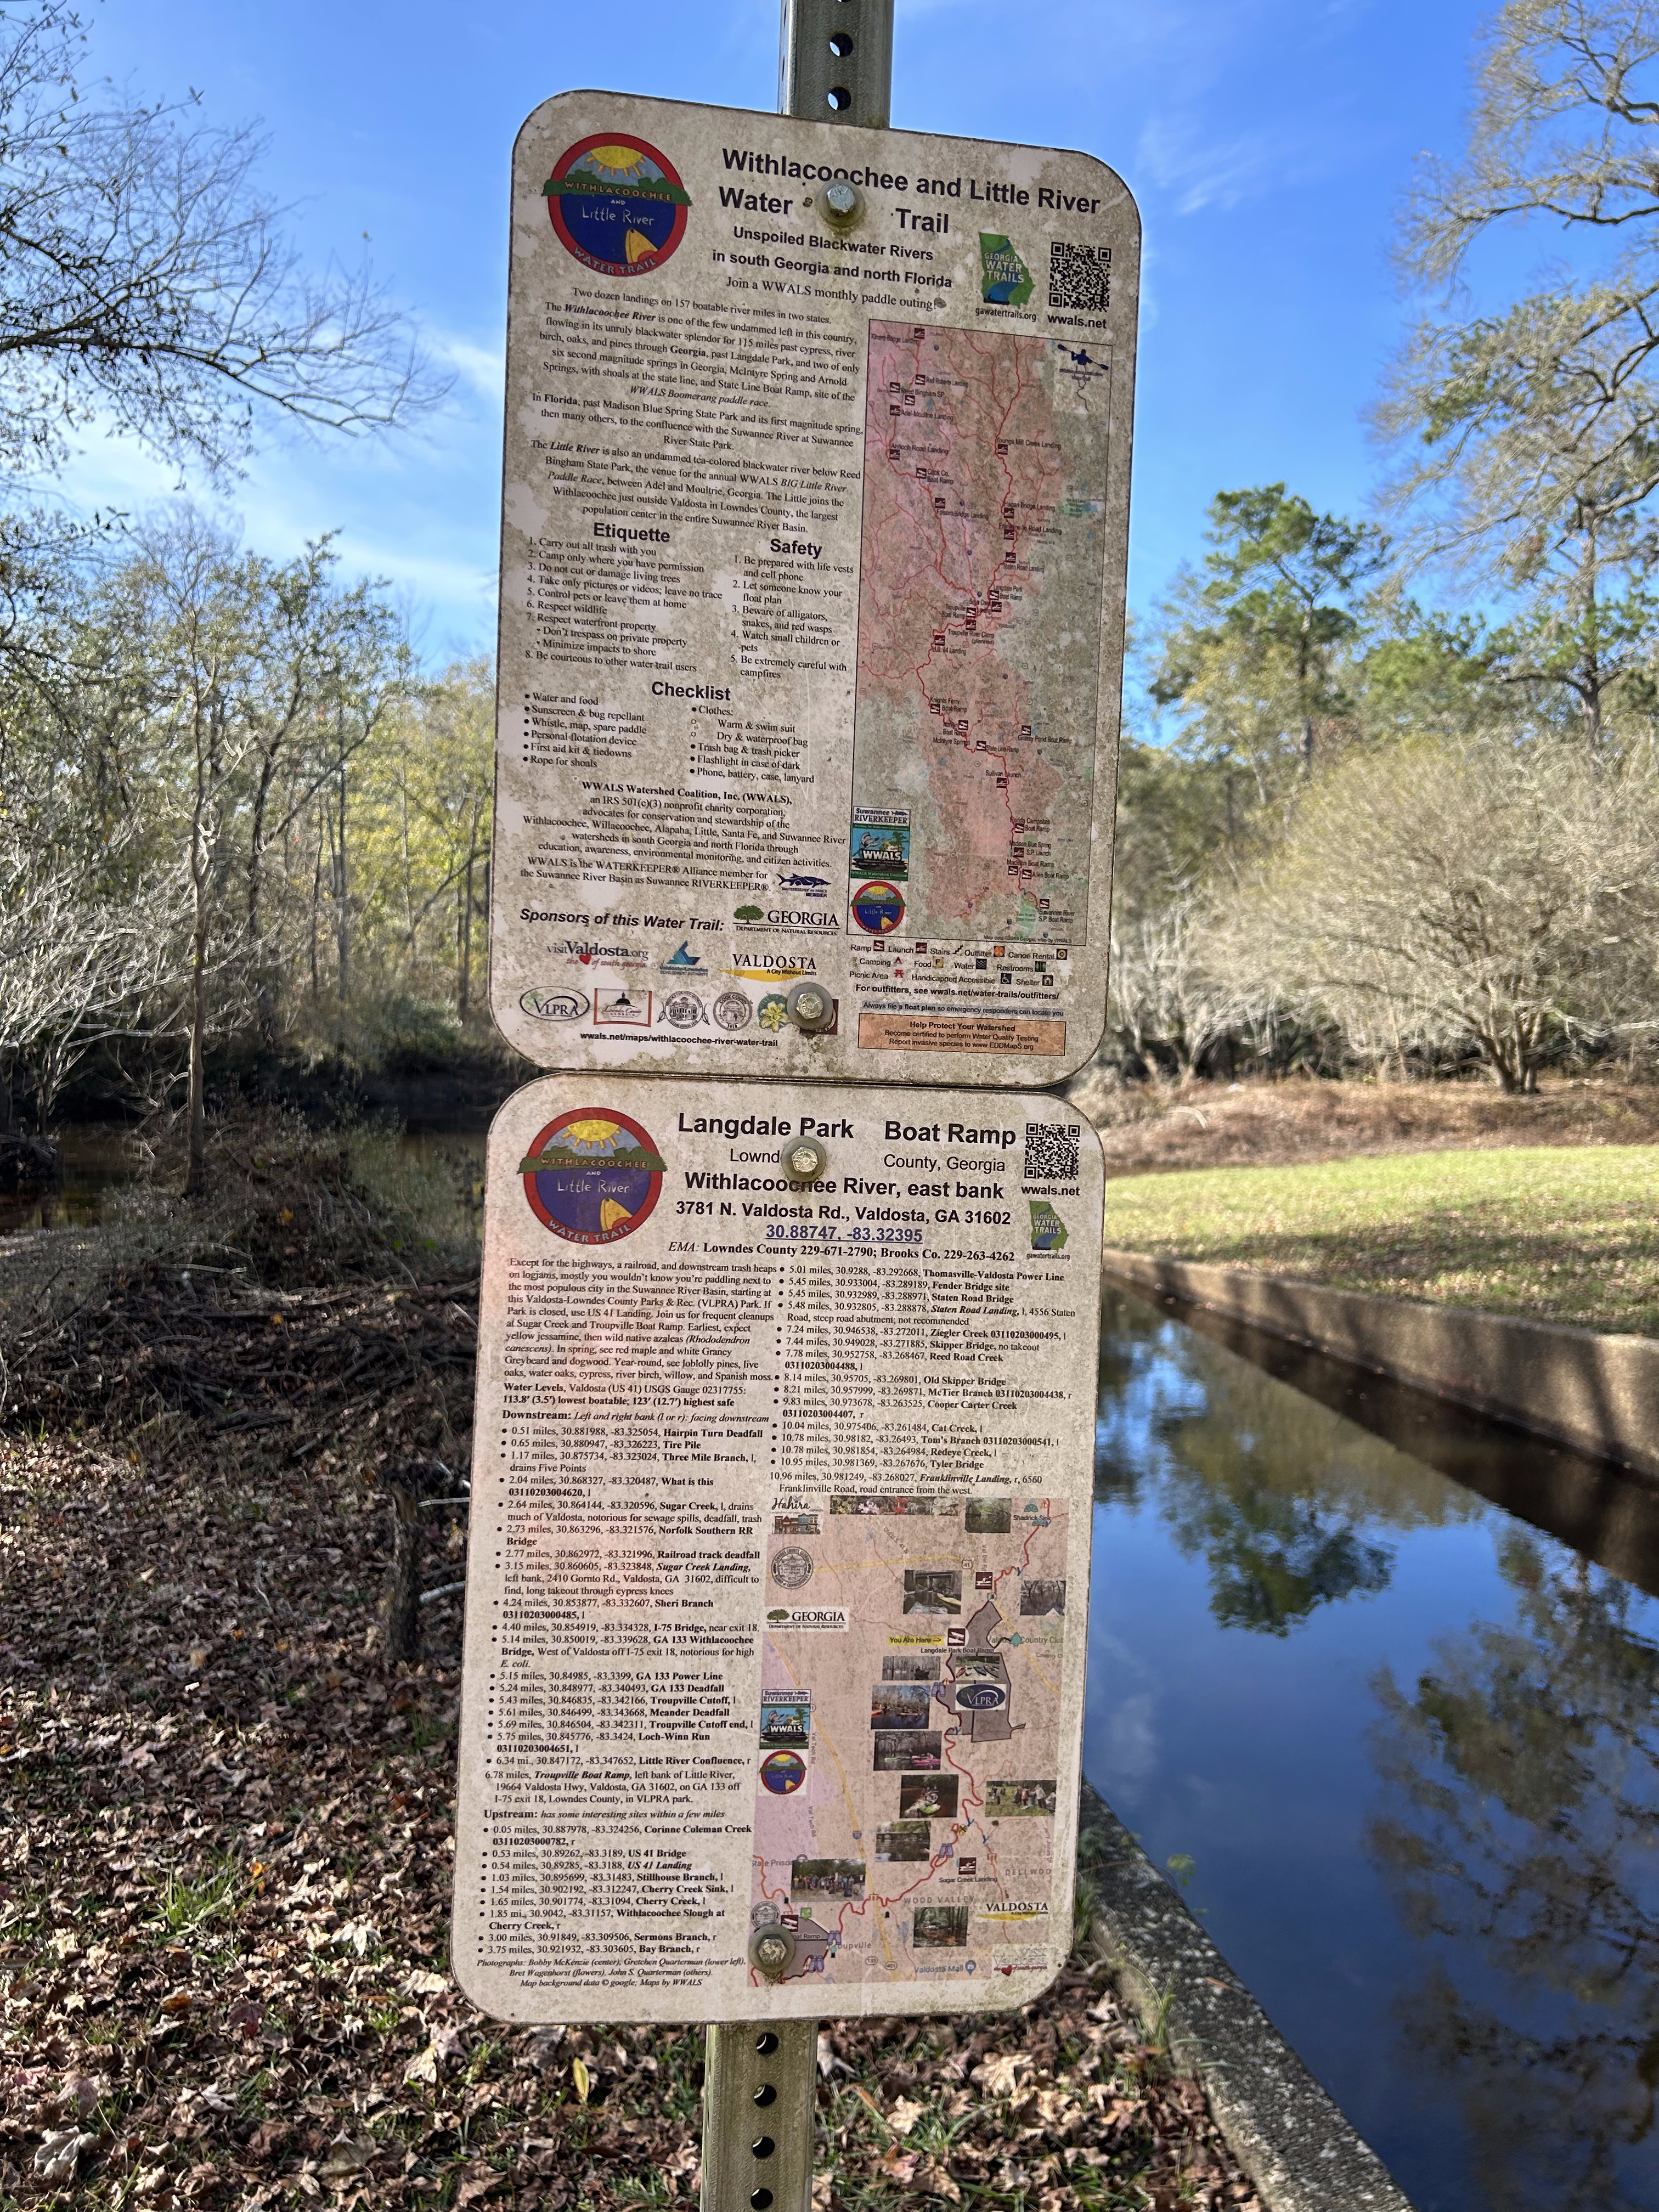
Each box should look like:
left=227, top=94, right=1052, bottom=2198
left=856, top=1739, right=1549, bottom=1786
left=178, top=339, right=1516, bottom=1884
left=519, top=987, right=589, bottom=1021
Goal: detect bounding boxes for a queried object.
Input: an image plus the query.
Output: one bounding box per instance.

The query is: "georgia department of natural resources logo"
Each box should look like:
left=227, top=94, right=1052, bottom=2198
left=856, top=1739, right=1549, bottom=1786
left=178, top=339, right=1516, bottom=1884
left=520, top=1108, right=667, bottom=1245
left=543, top=135, right=692, bottom=278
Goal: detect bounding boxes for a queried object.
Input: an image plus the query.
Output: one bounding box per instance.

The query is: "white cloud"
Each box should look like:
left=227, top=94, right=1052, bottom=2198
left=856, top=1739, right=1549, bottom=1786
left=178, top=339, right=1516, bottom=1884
left=1135, top=112, right=1285, bottom=216
left=1101, top=1692, right=1159, bottom=1783
left=435, top=330, right=506, bottom=407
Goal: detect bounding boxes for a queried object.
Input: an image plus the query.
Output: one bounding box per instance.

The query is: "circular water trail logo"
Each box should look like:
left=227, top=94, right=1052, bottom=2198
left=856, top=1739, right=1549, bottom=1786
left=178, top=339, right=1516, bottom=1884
left=760, top=1751, right=807, bottom=1795
left=520, top=1109, right=667, bottom=1244
left=852, top=881, right=906, bottom=935
left=544, top=135, right=691, bottom=277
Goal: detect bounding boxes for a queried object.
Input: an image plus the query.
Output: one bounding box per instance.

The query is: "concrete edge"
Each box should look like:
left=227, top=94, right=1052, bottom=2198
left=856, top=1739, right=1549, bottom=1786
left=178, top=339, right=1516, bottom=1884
left=1101, top=1249, right=1659, bottom=1485
left=1075, top=1779, right=1417, bottom=2212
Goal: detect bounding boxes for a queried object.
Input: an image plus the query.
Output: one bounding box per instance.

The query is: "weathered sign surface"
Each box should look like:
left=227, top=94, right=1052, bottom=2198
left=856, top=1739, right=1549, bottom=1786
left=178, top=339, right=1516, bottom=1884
left=491, top=92, right=1139, bottom=1086
left=450, top=1077, right=1104, bottom=2021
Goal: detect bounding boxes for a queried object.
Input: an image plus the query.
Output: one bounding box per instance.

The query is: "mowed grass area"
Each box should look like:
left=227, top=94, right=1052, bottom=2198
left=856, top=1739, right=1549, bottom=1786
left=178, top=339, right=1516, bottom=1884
left=1103, top=1144, right=1659, bottom=1338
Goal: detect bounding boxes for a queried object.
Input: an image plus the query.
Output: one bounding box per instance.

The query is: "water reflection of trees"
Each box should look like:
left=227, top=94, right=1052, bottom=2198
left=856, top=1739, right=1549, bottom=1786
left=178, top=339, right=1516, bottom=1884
left=1096, top=1290, right=1484, bottom=1635
left=1369, top=1536, right=1659, bottom=2212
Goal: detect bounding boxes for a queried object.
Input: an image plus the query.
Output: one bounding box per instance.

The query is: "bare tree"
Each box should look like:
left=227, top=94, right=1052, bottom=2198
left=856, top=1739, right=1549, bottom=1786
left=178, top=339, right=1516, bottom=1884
left=1108, top=896, right=1249, bottom=1080
left=0, top=2, right=443, bottom=487
left=0, top=842, right=185, bottom=1133
left=1230, top=734, right=1659, bottom=1090
left=1378, top=0, right=1659, bottom=723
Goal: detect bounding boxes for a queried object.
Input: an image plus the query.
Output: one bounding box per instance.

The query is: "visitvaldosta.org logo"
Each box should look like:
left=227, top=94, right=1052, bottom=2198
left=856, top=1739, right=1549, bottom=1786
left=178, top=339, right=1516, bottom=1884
left=520, top=1108, right=667, bottom=1245
left=544, top=136, right=691, bottom=278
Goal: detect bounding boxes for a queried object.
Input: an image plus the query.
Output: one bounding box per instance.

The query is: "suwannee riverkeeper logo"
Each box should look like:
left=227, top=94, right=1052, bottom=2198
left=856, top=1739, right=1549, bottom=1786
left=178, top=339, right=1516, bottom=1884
left=543, top=136, right=691, bottom=277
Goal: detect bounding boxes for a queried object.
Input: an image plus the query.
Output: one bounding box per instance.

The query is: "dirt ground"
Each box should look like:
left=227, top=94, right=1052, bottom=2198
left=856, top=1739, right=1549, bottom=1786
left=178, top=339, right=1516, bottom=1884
left=1066, top=1071, right=1659, bottom=1177
left=0, top=1115, right=1260, bottom=2212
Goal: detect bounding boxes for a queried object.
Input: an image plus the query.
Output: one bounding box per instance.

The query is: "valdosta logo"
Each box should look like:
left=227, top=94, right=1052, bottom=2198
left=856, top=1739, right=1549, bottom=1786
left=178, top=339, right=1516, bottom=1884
left=544, top=136, right=691, bottom=278
left=520, top=1109, right=667, bottom=1245
left=726, top=955, right=816, bottom=981
left=518, top=986, right=589, bottom=1021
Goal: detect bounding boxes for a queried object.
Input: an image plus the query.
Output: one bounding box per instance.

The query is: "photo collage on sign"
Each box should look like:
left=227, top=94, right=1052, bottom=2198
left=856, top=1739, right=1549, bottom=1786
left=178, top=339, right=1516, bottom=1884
left=748, top=1489, right=1069, bottom=1983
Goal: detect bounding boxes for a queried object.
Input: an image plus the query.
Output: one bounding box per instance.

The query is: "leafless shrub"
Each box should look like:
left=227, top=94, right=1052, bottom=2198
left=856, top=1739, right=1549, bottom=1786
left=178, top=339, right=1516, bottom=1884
left=1224, top=734, right=1659, bottom=1090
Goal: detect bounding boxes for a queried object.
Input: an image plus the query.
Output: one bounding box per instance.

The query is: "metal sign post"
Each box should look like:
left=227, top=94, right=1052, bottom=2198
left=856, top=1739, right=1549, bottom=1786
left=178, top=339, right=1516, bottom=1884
left=703, top=2019, right=816, bottom=2212
left=778, top=0, right=894, bottom=127
left=699, top=13, right=897, bottom=2187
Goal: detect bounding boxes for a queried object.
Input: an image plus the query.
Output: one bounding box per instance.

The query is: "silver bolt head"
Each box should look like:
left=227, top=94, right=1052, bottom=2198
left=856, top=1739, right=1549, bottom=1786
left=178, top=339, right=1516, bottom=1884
left=749, top=1927, right=796, bottom=1977
left=785, top=979, right=832, bottom=1031
left=781, top=1138, right=828, bottom=1182
left=825, top=181, right=858, bottom=214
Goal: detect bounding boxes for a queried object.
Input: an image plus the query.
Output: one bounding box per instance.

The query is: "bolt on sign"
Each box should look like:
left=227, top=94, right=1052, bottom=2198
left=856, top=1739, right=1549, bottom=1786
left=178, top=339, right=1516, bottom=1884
left=492, top=93, right=1139, bottom=1088
left=450, top=1077, right=1103, bottom=2021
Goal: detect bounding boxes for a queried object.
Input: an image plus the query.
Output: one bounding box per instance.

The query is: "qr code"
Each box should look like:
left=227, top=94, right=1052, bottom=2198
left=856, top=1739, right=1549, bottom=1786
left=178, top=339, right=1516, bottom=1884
left=1023, top=1122, right=1081, bottom=1182
left=1048, top=239, right=1110, bottom=313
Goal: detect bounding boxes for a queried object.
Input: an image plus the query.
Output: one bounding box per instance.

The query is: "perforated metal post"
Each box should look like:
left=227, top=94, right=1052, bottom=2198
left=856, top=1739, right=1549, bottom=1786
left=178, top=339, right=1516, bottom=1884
left=778, top=0, right=894, bottom=128
left=698, top=23, right=894, bottom=2212
left=701, top=2019, right=817, bottom=2212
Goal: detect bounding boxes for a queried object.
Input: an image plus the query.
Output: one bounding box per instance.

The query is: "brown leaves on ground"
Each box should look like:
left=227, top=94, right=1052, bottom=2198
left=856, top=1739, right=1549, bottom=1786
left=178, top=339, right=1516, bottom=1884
left=4, top=1263, right=478, bottom=1453
left=1068, top=1071, right=1659, bottom=1178
left=0, top=1230, right=1260, bottom=2212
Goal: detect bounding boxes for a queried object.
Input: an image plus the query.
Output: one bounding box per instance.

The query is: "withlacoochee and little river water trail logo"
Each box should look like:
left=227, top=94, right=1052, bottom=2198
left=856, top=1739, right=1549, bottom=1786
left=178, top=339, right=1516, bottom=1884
left=520, top=1108, right=667, bottom=1245
left=544, top=136, right=691, bottom=278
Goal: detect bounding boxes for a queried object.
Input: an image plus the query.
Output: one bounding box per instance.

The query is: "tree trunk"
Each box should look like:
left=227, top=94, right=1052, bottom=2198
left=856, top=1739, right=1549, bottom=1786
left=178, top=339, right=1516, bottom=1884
left=247, top=741, right=283, bottom=1046
left=381, top=1459, right=455, bottom=1665
left=459, top=850, right=475, bottom=1022
left=382, top=1471, right=426, bottom=1664
left=184, top=735, right=212, bottom=1200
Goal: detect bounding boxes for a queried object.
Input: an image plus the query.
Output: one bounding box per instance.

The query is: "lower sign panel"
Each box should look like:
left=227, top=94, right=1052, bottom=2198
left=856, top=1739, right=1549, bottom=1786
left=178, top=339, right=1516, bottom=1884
left=450, top=1077, right=1103, bottom=2022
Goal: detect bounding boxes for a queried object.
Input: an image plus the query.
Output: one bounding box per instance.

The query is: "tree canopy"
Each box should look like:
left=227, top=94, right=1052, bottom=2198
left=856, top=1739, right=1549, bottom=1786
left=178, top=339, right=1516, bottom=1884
left=0, top=1, right=442, bottom=484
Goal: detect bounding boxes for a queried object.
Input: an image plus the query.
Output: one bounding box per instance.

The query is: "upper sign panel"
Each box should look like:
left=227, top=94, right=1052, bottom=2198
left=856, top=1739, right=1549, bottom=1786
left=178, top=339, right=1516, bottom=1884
left=492, top=92, right=1138, bottom=1086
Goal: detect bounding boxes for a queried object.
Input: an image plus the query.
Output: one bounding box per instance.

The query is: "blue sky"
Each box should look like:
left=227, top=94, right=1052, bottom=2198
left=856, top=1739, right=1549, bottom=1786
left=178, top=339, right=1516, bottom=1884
left=63, top=0, right=1493, bottom=663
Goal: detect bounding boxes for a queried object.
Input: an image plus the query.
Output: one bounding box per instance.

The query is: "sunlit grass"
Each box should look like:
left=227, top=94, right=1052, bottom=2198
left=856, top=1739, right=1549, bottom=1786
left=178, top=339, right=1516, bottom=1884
left=1104, top=1144, right=1659, bottom=1336
left=151, top=1853, right=246, bottom=1938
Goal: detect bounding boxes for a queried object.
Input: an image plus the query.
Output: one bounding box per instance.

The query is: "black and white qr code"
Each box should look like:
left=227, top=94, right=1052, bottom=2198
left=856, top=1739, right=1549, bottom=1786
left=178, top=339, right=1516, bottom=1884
left=1048, top=239, right=1111, bottom=313
left=1023, top=1122, right=1081, bottom=1182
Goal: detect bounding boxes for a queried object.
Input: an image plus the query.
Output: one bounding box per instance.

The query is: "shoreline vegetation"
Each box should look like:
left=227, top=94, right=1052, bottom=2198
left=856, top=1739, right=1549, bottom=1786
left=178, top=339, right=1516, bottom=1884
left=1075, top=1076, right=1659, bottom=1340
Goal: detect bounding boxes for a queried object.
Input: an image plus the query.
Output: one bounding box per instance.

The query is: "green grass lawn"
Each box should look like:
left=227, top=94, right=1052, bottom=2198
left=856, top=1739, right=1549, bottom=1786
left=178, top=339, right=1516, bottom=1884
left=1103, top=1144, right=1659, bottom=1338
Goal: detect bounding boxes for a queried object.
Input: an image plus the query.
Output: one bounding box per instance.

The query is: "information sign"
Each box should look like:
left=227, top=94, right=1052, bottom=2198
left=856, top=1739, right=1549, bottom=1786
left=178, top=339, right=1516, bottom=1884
left=451, top=1076, right=1104, bottom=2021
left=491, top=92, right=1138, bottom=1087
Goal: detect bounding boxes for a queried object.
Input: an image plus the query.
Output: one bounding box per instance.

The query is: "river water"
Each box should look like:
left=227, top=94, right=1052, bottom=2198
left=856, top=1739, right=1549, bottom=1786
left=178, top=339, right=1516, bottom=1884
left=1091, top=1285, right=1659, bottom=2212
left=8, top=1146, right=1655, bottom=2206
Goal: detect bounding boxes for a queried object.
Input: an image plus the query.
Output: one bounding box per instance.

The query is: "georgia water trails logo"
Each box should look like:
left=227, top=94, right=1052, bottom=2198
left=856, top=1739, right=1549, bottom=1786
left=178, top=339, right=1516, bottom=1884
left=520, top=1108, right=667, bottom=1245
left=544, top=135, right=691, bottom=278
left=979, top=233, right=1032, bottom=305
